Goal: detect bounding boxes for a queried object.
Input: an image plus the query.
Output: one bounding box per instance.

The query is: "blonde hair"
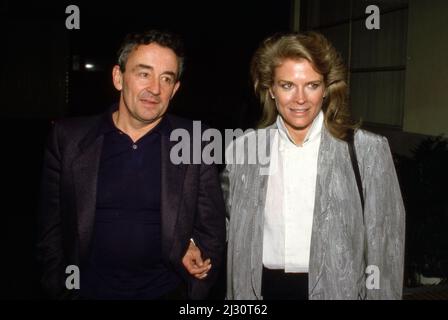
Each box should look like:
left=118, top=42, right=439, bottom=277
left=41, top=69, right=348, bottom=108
left=250, top=31, right=358, bottom=140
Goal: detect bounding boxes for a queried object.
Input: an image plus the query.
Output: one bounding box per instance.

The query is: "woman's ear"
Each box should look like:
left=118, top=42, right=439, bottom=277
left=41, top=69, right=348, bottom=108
left=268, top=88, right=275, bottom=99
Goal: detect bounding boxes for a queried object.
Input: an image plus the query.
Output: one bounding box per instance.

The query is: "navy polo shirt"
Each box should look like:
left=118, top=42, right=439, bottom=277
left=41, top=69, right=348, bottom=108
left=80, top=111, right=181, bottom=299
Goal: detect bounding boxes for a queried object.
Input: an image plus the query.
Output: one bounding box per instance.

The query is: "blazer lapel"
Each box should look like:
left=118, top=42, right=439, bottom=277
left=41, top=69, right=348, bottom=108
left=309, top=127, right=335, bottom=296
left=251, top=124, right=277, bottom=298
left=72, top=131, right=104, bottom=262
left=160, top=124, right=187, bottom=259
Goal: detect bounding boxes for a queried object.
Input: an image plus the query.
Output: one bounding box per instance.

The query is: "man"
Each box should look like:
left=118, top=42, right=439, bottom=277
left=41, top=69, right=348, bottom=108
left=37, top=30, right=226, bottom=300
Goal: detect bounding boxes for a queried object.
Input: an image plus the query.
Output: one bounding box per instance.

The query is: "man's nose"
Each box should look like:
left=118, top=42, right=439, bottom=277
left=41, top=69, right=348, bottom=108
left=146, top=77, right=161, bottom=95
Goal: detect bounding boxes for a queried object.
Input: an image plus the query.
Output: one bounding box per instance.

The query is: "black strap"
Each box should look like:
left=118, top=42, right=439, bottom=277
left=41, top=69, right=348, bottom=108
left=347, top=130, right=364, bottom=221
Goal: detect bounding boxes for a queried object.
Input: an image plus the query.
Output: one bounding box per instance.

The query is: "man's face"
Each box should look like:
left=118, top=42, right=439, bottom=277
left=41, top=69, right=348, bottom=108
left=113, top=43, right=180, bottom=126
left=270, top=58, right=325, bottom=141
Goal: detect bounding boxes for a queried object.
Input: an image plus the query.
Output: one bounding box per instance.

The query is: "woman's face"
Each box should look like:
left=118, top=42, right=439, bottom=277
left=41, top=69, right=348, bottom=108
left=270, top=58, right=326, bottom=144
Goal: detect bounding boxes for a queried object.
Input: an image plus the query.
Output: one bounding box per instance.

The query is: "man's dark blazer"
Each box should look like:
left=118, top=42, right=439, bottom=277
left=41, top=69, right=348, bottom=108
left=36, top=111, right=227, bottom=300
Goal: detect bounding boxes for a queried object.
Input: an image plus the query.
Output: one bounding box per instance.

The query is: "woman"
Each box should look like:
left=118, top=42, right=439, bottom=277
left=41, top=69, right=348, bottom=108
left=222, top=32, right=405, bottom=300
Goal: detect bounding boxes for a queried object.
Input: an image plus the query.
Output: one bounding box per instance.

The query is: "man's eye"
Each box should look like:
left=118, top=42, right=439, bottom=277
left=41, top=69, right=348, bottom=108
left=139, top=72, right=148, bottom=78
left=162, top=76, right=174, bottom=84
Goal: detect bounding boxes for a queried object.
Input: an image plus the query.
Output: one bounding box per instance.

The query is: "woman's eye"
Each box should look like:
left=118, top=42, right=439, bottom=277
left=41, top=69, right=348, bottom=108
left=309, top=83, right=320, bottom=89
left=281, top=83, right=292, bottom=89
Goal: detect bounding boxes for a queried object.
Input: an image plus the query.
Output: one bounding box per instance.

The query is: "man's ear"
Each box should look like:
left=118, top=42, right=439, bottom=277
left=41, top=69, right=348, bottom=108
left=112, top=65, right=123, bottom=91
left=170, top=81, right=181, bottom=99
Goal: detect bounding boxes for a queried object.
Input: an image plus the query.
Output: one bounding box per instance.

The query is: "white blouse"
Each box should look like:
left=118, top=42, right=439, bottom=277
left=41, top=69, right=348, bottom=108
left=263, top=110, right=323, bottom=272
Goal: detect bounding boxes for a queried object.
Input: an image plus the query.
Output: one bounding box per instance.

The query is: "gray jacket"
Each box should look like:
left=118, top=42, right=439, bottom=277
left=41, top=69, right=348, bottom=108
left=221, top=123, right=405, bottom=300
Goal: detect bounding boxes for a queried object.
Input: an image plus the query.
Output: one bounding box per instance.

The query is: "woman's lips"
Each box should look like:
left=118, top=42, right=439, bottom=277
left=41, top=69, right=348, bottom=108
left=289, top=107, right=310, bottom=115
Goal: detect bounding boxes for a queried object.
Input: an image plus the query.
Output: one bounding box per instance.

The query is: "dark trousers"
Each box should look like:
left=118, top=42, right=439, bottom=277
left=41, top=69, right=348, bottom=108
left=261, top=267, right=309, bottom=300
left=157, top=282, right=188, bottom=300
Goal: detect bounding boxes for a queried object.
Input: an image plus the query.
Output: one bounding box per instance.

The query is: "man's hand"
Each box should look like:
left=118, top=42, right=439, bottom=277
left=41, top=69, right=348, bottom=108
left=182, top=240, right=212, bottom=280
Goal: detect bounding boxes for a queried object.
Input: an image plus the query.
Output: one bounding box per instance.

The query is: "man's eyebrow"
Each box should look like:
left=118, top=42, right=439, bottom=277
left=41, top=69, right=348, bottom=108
left=162, top=71, right=177, bottom=78
left=134, top=64, right=153, bottom=71
left=133, top=64, right=177, bottom=78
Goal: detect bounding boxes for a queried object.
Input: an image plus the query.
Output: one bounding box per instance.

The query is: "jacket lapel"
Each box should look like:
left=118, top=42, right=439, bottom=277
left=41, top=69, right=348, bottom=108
left=251, top=124, right=277, bottom=298
left=309, top=127, right=335, bottom=296
left=72, top=129, right=104, bottom=262
left=160, top=121, right=187, bottom=259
